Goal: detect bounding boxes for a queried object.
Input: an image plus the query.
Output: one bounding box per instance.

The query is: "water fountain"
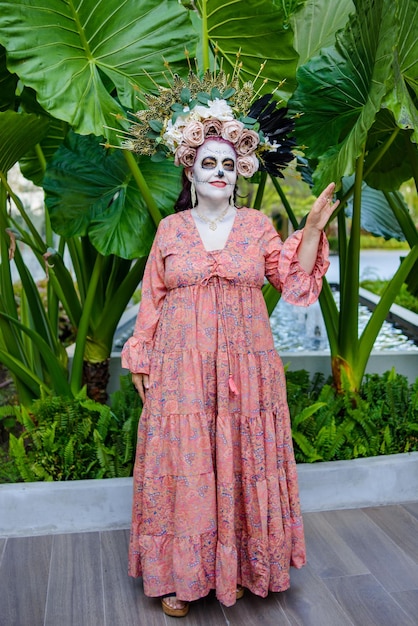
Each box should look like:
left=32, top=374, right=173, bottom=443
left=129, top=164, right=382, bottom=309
left=269, top=291, right=418, bottom=354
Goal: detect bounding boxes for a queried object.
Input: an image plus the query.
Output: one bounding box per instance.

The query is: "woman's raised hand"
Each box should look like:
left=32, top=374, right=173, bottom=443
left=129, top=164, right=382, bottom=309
left=297, top=182, right=340, bottom=275
left=305, top=182, right=340, bottom=233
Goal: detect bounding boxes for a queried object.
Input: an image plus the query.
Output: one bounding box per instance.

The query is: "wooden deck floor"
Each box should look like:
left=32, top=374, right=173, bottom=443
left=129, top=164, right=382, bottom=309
left=1, top=502, right=418, bottom=626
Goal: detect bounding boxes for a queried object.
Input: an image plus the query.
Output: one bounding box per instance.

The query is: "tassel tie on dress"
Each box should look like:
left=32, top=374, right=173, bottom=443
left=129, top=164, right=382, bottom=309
left=200, top=266, right=239, bottom=396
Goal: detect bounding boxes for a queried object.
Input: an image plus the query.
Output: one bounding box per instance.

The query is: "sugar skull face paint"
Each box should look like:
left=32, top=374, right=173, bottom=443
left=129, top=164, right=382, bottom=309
left=190, top=139, right=237, bottom=203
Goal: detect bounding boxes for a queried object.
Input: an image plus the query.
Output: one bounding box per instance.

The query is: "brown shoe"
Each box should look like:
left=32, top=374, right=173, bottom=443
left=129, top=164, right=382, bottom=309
left=236, top=586, right=245, bottom=600
left=161, top=595, right=190, bottom=617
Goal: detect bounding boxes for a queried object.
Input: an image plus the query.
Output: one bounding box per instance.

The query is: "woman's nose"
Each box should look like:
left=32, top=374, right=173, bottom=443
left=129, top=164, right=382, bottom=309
left=217, top=169, right=225, bottom=178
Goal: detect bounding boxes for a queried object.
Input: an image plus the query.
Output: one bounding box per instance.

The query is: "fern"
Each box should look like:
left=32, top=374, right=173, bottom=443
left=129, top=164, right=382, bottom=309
left=31, top=462, right=54, bottom=481
left=291, top=402, right=327, bottom=429
left=64, top=437, right=75, bottom=476
left=292, top=431, right=323, bottom=463
left=7, top=369, right=417, bottom=481
left=94, top=430, right=116, bottom=477
left=0, top=405, right=19, bottom=432
left=287, top=368, right=418, bottom=463
left=95, top=408, right=112, bottom=440
left=9, top=434, right=37, bottom=482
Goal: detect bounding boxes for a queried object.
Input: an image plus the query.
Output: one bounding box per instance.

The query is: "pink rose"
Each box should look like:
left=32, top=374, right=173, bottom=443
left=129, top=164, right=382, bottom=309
left=237, top=154, right=259, bottom=178
left=174, top=144, right=197, bottom=167
left=235, top=129, right=260, bottom=156
left=221, top=120, right=245, bottom=144
left=182, top=121, right=205, bottom=147
left=203, top=118, right=223, bottom=137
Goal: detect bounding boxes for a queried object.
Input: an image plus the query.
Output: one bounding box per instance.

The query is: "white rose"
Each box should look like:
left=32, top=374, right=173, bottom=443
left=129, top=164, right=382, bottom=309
left=162, top=120, right=184, bottom=151
left=194, top=99, right=234, bottom=121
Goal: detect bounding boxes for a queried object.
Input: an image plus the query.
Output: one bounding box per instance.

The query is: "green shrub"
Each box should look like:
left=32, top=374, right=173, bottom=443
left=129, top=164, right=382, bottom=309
left=287, top=368, right=418, bottom=463
left=9, top=376, right=142, bottom=481
left=359, top=235, right=409, bottom=250
left=0, top=404, right=20, bottom=482
left=360, top=280, right=418, bottom=314
left=4, top=369, right=418, bottom=481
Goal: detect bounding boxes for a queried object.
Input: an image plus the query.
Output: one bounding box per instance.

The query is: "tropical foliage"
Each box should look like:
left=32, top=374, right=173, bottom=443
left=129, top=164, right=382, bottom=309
left=0, top=0, right=417, bottom=407
left=4, top=368, right=417, bottom=482
left=289, top=0, right=418, bottom=391
left=8, top=376, right=142, bottom=481
left=287, top=368, right=418, bottom=462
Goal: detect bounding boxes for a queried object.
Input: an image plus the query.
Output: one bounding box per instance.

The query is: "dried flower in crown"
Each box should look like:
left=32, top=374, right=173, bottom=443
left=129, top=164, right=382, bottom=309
left=117, top=57, right=296, bottom=178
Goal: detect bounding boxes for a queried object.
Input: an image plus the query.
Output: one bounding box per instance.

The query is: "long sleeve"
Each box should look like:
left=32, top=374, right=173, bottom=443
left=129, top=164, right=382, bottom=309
left=265, top=226, right=330, bottom=307
left=121, top=222, right=167, bottom=374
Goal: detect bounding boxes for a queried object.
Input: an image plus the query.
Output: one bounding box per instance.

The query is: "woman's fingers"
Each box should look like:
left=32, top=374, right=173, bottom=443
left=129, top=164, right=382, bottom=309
left=132, top=373, right=149, bottom=403
left=309, top=183, right=340, bottom=230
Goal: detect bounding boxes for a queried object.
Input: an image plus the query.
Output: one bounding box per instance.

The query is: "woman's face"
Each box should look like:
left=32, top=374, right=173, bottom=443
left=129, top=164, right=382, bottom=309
left=190, top=139, right=237, bottom=203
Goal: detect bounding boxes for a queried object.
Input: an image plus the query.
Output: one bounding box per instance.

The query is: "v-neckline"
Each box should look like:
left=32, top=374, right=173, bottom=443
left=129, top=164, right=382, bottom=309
left=188, top=208, right=239, bottom=253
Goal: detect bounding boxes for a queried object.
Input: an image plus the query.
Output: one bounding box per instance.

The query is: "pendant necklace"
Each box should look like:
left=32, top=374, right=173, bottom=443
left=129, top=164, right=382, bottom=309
left=194, top=204, right=231, bottom=231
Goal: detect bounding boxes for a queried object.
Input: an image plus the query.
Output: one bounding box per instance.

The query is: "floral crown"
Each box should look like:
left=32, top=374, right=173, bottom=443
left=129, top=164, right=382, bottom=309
left=119, top=61, right=296, bottom=179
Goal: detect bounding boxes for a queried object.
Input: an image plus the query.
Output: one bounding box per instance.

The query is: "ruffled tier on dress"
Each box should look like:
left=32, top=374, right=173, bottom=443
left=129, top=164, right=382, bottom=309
left=128, top=347, right=305, bottom=607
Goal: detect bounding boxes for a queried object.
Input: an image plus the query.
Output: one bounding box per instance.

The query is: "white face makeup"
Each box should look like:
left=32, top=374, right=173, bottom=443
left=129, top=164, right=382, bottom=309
left=190, top=139, right=237, bottom=204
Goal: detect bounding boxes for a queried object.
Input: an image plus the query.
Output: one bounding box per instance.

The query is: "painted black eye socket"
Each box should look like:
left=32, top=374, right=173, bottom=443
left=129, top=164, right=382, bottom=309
left=201, top=157, right=217, bottom=169
left=223, top=159, right=235, bottom=171
left=201, top=157, right=235, bottom=170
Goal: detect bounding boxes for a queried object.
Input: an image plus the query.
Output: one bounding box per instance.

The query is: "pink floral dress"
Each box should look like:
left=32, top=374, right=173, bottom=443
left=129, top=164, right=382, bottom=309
left=121, top=207, right=329, bottom=607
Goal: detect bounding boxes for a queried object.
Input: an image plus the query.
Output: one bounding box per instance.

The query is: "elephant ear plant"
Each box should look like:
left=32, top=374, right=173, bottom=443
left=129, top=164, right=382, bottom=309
left=288, top=0, right=418, bottom=392
left=0, top=0, right=196, bottom=403
left=0, top=0, right=305, bottom=404
left=0, top=0, right=417, bottom=409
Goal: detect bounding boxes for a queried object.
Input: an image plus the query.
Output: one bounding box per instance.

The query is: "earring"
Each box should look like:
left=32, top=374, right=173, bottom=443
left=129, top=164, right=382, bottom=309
left=191, top=180, right=197, bottom=208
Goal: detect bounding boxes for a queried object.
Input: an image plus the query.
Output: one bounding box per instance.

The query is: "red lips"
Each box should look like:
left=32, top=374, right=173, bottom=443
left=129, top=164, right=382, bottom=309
left=210, top=181, right=227, bottom=188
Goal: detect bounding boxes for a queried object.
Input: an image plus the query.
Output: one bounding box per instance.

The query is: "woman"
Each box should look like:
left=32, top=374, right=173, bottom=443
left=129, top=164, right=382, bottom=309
left=121, top=72, right=338, bottom=617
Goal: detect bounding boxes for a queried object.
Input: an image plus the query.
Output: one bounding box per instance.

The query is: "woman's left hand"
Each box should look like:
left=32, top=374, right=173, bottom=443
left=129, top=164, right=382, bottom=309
left=297, top=182, right=340, bottom=274
left=305, top=182, right=340, bottom=233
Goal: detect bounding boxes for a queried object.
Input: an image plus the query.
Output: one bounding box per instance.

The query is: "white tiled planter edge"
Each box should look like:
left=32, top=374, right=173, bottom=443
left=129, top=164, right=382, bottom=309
left=1, top=452, right=417, bottom=538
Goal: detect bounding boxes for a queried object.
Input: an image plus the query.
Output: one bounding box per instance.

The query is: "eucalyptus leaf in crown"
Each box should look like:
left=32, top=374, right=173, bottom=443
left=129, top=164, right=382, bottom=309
left=119, top=63, right=296, bottom=179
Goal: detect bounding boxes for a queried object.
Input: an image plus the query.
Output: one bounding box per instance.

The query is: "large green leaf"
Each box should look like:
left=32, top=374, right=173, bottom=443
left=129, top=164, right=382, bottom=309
left=383, top=0, right=418, bottom=143
left=364, top=109, right=416, bottom=190
left=288, top=0, right=397, bottom=193
left=16, top=88, right=69, bottom=186
left=44, top=133, right=180, bottom=259
left=19, top=115, right=68, bottom=186
left=0, top=50, right=68, bottom=183
left=343, top=176, right=408, bottom=241
left=290, top=0, right=355, bottom=67
left=0, top=44, right=17, bottom=112
left=202, top=0, right=299, bottom=94
left=0, top=0, right=197, bottom=138
left=0, top=110, right=49, bottom=173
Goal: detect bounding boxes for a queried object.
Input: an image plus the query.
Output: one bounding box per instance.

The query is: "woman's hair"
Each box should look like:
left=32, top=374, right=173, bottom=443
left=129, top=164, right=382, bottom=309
left=174, top=170, right=193, bottom=212
left=174, top=137, right=238, bottom=213
left=174, top=172, right=238, bottom=212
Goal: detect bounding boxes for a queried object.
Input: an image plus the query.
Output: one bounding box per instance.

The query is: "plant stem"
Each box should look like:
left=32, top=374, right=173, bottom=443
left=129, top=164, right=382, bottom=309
left=0, top=173, right=45, bottom=250
left=254, top=172, right=267, bottom=210
left=123, top=151, right=162, bottom=228
left=70, top=253, right=104, bottom=395
left=270, top=176, right=299, bottom=229
left=201, top=0, right=210, bottom=71
left=340, top=151, right=364, bottom=366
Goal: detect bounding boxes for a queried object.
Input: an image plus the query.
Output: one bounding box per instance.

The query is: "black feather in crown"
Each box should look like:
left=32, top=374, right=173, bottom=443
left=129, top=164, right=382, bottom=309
left=248, top=94, right=296, bottom=177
